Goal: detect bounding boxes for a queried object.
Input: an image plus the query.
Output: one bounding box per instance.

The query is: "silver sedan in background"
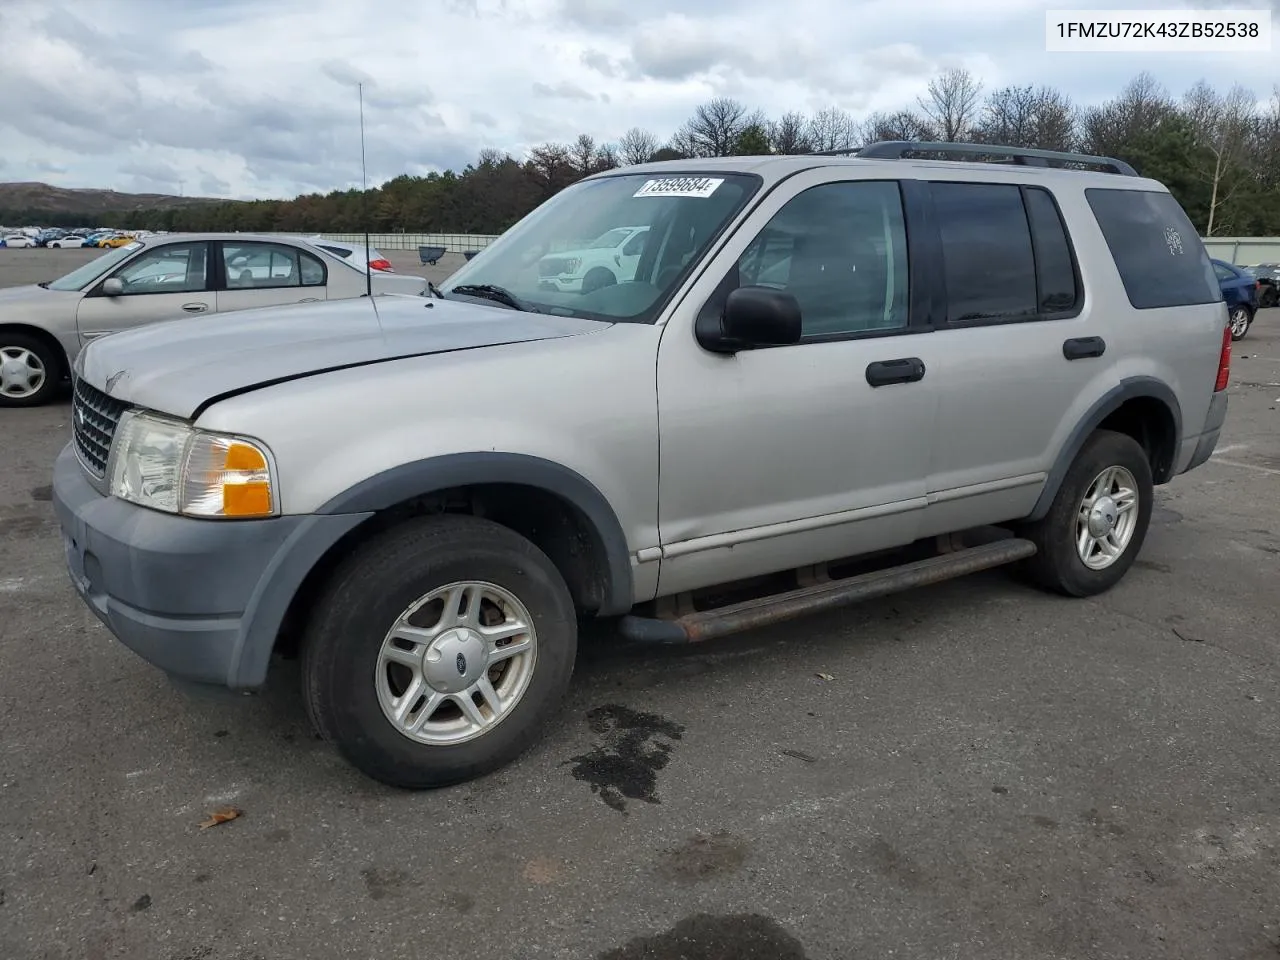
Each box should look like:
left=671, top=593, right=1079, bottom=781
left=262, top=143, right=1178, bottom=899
left=0, top=232, right=428, bottom=406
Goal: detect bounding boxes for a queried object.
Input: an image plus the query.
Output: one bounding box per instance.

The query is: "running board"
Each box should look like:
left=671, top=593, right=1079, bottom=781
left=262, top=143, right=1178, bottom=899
left=618, top=538, right=1037, bottom=645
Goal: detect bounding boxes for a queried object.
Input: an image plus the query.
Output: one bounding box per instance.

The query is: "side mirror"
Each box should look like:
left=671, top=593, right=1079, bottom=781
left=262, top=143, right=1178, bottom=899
left=101, top=277, right=124, bottom=297
left=696, top=285, right=802, bottom=353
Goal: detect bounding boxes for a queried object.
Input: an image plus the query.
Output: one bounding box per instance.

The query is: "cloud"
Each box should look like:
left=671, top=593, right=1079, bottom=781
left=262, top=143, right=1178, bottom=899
left=199, top=172, right=232, bottom=196
left=0, top=0, right=1274, bottom=200
left=531, top=80, right=596, bottom=101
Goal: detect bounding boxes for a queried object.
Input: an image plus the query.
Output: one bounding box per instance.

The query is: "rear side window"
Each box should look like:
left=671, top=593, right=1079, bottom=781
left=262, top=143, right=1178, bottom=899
left=1085, top=188, right=1219, bottom=309
left=932, top=182, right=1038, bottom=323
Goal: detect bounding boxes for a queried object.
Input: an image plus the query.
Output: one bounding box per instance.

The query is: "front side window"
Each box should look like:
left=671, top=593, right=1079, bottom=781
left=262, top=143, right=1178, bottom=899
left=221, top=242, right=326, bottom=289
left=110, top=242, right=208, bottom=294
left=733, top=180, right=910, bottom=338
left=46, top=241, right=145, bottom=291
left=1085, top=188, right=1219, bottom=309
left=441, top=172, right=760, bottom=322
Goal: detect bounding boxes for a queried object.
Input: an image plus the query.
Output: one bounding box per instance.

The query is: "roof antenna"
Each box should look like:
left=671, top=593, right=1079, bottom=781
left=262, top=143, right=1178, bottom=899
left=359, top=81, right=372, bottom=299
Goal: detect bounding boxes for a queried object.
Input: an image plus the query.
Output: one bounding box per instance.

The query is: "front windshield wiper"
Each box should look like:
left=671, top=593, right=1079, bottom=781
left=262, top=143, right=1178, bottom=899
left=426, top=280, right=445, bottom=299
left=37, top=281, right=49, bottom=289
left=448, top=284, right=540, bottom=313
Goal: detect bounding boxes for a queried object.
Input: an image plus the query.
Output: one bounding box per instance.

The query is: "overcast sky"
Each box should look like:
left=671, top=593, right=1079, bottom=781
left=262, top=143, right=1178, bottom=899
left=0, top=0, right=1274, bottom=200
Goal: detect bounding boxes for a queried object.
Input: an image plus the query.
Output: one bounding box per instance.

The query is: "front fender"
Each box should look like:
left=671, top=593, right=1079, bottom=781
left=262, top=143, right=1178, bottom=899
left=316, top=452, right=635, bottom=615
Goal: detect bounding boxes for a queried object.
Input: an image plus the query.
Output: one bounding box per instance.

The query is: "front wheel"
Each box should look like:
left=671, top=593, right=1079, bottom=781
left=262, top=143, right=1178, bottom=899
left=582, top=267, right=616, bottom=294
left=0, top=332, right=60, bottom=407
left=1229, top=305, right=1253, bottom=341
left=301, top=514, right=578, bottom=789
left=1017, top=429, right=1153, bottom=597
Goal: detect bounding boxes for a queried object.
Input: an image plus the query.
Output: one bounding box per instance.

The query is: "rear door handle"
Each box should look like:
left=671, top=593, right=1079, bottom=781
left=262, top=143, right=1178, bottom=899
left=865, top=357, right=926, bottom=387
left=181, top=302, right=209, bottom=314
left=1063, top=336, right=1105, bottom=360
left=298, top=297, right=321, bottom=303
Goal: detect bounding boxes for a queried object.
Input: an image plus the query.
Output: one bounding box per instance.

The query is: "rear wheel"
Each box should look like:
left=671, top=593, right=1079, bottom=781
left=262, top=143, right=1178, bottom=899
left=301, top=514, right=578, bottom=788
left=1229, top=304, right=1253, bottom=341
left=1018, top=429, right=1153, bottom=597
left=0, top=332, right=60, bottom=407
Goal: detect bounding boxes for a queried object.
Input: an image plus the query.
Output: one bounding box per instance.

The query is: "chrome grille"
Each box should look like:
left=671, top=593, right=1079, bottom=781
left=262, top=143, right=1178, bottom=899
left=538, top=257, right=573, bottom=277
left=72, top=377, right=129, bottom=478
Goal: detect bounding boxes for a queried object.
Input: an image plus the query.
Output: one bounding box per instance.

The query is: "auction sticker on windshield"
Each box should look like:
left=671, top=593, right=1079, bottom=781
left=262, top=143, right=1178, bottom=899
left=633, top=177, right=724, bottom=199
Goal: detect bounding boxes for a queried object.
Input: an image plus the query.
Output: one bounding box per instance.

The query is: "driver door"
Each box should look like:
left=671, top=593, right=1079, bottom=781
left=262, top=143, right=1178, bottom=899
left=76, top=241, right=213, bottom=344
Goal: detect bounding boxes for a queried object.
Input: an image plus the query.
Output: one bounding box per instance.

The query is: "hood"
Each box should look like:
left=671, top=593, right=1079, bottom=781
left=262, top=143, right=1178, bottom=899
left=78, top=294, right=610, bottom=419
left=0, top=283, right=67, bottom=305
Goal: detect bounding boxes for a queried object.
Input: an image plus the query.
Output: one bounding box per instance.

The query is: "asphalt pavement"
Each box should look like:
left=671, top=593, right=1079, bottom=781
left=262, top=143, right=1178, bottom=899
left=1, top=248, right=1279, bottom=960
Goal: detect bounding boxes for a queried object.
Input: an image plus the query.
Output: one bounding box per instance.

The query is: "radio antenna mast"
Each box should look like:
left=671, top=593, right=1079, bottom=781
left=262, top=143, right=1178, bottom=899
left=359, top=81, right=372, bottom=299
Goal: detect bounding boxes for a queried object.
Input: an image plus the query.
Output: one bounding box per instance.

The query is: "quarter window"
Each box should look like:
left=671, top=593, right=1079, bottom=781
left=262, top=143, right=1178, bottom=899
left=221, top=242, right=326, bottom=289
left=734, top=180, right=909, bottom=338
left=1024, top=187, right=1079, bottom=313
left=1085, top=188, right=1219, bottom=309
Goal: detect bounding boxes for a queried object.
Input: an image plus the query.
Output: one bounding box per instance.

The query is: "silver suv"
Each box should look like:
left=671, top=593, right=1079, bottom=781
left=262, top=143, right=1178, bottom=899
left=51, top=142, right=1231, bottom=789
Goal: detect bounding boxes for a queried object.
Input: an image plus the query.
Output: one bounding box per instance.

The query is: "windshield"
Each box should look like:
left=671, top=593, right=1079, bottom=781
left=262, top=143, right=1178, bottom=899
left=441, top=172, right=760, bottom=323
left=45, top=241, right=145, bottom=291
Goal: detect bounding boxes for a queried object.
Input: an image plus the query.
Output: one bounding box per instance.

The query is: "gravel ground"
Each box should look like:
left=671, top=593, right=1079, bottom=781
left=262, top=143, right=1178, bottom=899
left=2, top=248, right=1279, bottom=960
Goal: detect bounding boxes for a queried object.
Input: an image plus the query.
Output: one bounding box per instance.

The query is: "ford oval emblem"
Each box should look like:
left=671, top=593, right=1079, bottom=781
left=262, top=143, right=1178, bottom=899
left=456, top=652, right=467, bottom=676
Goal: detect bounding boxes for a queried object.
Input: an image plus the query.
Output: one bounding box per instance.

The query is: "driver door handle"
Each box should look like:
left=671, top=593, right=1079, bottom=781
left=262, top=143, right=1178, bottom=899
left=181, top=302, right=209, bottom=314
left=866, top=357, right=926, bottom=387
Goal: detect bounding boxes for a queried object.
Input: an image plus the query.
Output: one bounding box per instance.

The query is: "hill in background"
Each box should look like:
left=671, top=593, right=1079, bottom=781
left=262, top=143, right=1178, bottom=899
left=0, top=181, right=230, bottom=223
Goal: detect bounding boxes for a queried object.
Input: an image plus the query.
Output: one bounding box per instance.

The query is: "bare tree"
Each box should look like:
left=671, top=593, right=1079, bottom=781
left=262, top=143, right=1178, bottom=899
left=1183, top=81, right=1258, bottom=235
left=918, top=67, right=983, bottom=141
left=674, top=97, right=749, bottom=157
left=976, top=85, right=1077, bottom=151
left=860, top=109, right=936, bottom=144
left=566, top=133, right=617, bottom=176
left=806, top=107, right=857, bottom=152
left=1080, top=71, right=1175, bottom=156
left=768, top=111, right=812, bottom=154
left=617, top=126, right=660, bottom=165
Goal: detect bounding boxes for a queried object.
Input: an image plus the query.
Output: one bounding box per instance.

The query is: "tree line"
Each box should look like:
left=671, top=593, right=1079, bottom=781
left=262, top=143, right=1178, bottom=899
left=10, top=69, right=1280, bottom=238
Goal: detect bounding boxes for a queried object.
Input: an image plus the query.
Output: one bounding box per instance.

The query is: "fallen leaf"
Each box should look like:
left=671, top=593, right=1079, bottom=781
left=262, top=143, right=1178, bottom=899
left=198, top=807, right=243, bottom=830
left=815, top=672, right=835, bottom=681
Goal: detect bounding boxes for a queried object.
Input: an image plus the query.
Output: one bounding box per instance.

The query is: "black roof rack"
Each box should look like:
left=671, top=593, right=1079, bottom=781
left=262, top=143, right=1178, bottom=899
left=812, top=141, right=1138, bottom=177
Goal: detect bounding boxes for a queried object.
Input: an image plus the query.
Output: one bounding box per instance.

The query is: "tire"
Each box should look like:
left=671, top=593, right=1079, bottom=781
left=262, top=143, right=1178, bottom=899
left=582, top=267, right=616, bottom=294
left=1229, top=304, right=1253, bottom=341
left=0, top=331, right=61, bottom=407
left=301, top=514, right=578, bottom=789
left=1017, top=429, right=1153, bottom=597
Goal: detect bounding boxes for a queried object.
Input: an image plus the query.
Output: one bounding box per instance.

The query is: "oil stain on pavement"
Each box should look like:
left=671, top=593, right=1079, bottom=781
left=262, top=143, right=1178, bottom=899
left=566, top=704, right=685, bottom=813
left=597, top=913, right=808, bottom=960
left=655, top=831, right=749, bottom=884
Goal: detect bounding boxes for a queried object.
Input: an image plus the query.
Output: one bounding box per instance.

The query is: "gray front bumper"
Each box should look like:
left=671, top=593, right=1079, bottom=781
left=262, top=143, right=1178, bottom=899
left=51, top=443, right=368, bottom=688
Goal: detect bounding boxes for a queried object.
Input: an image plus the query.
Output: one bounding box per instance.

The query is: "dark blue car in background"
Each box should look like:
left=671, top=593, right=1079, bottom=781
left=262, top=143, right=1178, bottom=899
left=1213, top=259, right=1259, bottom=341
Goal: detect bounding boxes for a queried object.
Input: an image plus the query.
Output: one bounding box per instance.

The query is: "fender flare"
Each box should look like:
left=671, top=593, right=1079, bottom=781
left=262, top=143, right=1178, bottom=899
left=315, top=452, right=635, bottom=616
left=1026, top=376, right=1182, bottom=522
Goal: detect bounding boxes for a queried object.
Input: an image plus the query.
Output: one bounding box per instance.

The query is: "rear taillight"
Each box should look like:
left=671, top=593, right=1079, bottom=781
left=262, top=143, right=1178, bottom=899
left=368, top=259, right=393, bottom=272
left=1214, top=322, right=1232, bottom=391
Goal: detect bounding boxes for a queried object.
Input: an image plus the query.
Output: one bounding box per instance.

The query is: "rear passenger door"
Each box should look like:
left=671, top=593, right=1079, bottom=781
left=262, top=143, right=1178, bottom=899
left=214, top=241, right=329, bottom=313
left=914, top=180, right=1114, bottom=537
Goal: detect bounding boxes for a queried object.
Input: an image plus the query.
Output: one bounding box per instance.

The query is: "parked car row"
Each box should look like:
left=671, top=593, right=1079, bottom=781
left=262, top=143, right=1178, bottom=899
left=0, top=227, right=158, bottom=249
left=0, top=232, right=427, bottom=406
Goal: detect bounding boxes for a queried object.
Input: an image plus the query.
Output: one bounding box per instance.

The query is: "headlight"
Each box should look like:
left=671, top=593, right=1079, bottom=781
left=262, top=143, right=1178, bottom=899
left=108, top=411, right=277, bottom=519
